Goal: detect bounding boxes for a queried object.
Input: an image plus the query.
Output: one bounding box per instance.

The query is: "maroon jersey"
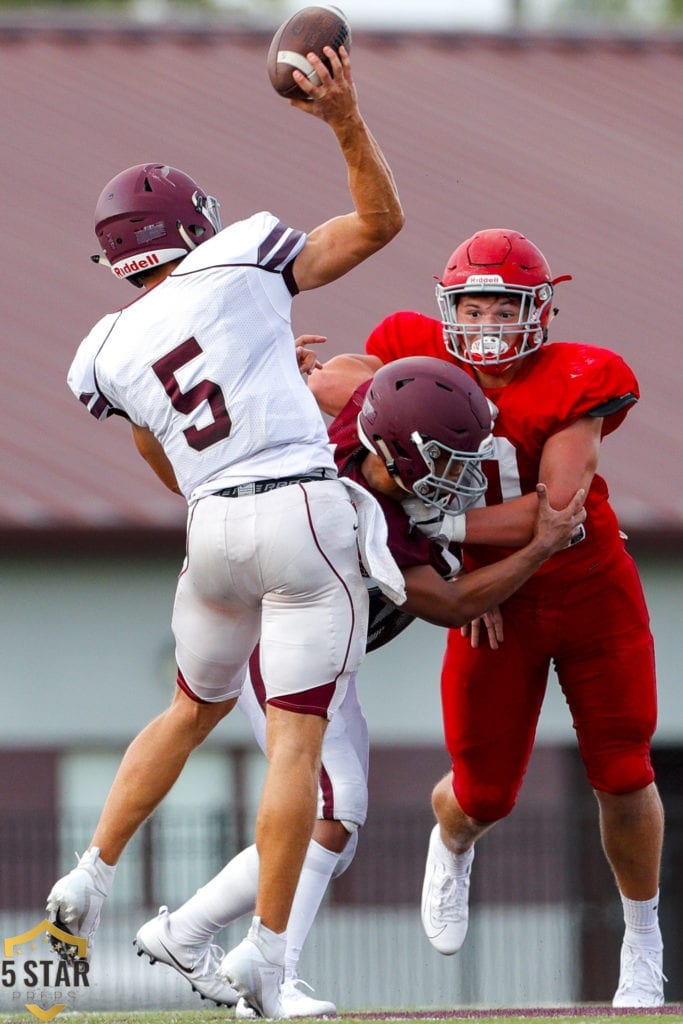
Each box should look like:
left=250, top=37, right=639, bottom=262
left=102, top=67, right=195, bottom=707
left=366, top=310, right=639, bottom=582
left=329, top=379, right=453, bottom=651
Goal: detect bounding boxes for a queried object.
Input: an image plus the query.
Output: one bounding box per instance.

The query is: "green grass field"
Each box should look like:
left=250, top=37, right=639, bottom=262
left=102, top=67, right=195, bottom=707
left=2, top=1012, right=682, bottom=1024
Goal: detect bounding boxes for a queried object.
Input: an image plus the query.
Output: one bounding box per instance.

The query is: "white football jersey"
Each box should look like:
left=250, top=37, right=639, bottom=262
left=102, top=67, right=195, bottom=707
left=68, top=212, right=336, bottom=502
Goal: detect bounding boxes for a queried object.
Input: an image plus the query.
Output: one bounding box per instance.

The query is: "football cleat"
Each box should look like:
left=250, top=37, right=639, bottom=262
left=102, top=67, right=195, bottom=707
left=134, top=905, right=239, bottom=1007
left=218, top=916, right=285, bottom=1019
left=279, top=977, right=337, bottom=1017
left=612, top=942, right=666, bottom=1007
left=46, top=847, right=108, bottom=962
left=235, top=977, right=337, bottom=1019
left=421, top=825, right=473, bottom=955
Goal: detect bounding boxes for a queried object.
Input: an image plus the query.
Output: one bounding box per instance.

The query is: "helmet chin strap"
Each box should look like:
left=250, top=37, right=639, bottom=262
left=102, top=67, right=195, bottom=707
left=375, top=438, right=399, bottom=478
left=373, top=438, right=411, bottom=494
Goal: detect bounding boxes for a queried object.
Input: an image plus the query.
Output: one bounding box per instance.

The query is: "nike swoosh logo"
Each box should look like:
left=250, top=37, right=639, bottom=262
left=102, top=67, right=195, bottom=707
left=158, top=938, right=193, bottom=974
left=422, top=902, right=446, bottom=938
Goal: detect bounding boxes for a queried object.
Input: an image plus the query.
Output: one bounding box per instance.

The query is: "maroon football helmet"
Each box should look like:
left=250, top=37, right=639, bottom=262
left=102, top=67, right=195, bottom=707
left=436, top=229, right=572, bottom=370
left=92, top=163, right=221, bottom=286
left=357, top=357, right=494, bottom=514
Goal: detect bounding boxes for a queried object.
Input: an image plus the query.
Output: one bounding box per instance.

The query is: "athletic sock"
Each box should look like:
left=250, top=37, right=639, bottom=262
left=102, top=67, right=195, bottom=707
left=433, top=830, right=474, bottom=876
left=165, top=834, right=348, bottom=960
left=284, top=840, right=342, bottom=979
left=168, top=843, right=259, bottom=947
left=620, top=890, right=662, bottom=951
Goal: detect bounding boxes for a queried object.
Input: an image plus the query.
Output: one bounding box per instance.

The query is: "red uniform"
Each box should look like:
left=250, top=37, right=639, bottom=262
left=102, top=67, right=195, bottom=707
left=367, top=311, right=656, bottom=820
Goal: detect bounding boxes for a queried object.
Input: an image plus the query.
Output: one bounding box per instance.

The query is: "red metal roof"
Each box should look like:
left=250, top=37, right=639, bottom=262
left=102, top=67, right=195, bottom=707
left=2, top=24, right=682, bottom=538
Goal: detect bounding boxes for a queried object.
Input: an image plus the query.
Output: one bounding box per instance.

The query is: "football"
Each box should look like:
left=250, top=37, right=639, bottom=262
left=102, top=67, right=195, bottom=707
left=267, top=6, right=351, bottom=101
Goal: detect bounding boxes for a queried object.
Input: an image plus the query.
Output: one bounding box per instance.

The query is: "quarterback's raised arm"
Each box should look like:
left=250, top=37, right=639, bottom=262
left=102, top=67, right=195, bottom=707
left=290, top=45, right=404, bottom=291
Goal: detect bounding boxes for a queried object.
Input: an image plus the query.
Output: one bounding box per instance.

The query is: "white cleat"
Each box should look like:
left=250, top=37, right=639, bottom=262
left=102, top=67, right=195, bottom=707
left=236, top=977, right=337, bottom=1019
left=612, top=942, right=666, bottom=1007
left=134, top=905, right=238, bottom=1007
left=46, top=847, right=108, bottom=961
left=235, top=999, right=258, bottom=1020
left=218, top=916, right=285, bottom=1019
left=421, top=825, right=473, bottom=955
left=279, top=977, right=337, bottom=1017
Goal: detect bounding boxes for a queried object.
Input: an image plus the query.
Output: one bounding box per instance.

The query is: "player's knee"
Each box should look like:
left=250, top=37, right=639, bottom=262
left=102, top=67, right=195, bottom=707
left=455, top=779, right=517, bottom=824
left=332, top=829, right=359, bottom=878
left=170, top=679, right=235, bottom=740
left=329, top=781, right=368, bottom=830
left=584, top=747, right=655, bottom=795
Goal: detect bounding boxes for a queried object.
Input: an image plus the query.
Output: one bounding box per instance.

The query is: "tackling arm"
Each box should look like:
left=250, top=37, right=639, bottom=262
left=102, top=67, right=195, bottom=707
left=422, top=414, right=602, bottom=548
left=400, top=483, right=586, bottom=628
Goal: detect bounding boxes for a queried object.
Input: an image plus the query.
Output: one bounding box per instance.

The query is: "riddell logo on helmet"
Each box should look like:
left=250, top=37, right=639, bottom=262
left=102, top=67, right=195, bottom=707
left=466, top=274, right=504, bottom=286
left=114, top=253, right=161, bottom=278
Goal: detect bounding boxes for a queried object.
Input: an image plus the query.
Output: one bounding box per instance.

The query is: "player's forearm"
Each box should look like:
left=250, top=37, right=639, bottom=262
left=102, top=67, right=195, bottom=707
left=401, top=551, right=534, bottom=628
left=463, top=492, right=538, bottom=547
left=294, top=120, right=402, bottom=290
left=452, top=543, right=550, bottom=620
left=436, top=497, right=587, bottom=624
left=335, top=114, right=404, bottom=248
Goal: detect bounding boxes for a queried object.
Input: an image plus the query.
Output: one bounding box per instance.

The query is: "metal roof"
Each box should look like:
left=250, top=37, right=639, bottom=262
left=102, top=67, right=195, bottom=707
left=2, top=23, right=682, bottom=541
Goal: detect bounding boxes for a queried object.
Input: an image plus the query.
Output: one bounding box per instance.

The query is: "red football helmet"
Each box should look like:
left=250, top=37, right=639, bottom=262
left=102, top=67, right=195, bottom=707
left=92, top=163, right=221, bottom=286
left=357, top=356, right=494, bottom=515
left=436, top=229, right=571, bottom=370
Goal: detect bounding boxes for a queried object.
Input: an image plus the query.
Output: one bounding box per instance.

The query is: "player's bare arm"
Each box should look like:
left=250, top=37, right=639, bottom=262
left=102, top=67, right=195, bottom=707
left=290, top=46, right=404, bottom=291
left=308, top=352, right=376, bottom=416
left=399, top=483, right=585, bottom=630
left=131, top=424, right=181, bottom=495
left=460, top=415, right=601, bottom=547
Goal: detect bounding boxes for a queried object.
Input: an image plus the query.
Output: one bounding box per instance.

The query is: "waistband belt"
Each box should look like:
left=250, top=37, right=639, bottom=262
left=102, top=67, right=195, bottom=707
left=214, top=469, right=334, bottom=497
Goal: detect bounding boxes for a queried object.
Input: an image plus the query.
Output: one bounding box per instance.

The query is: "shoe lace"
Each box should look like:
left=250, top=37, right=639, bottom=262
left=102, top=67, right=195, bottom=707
left=283, top=977, right=314, bottom=998
left=194, top=942, right=226, bottom=976
left=433, top=863, right=469, bottom=923
left=619, top=947, right=668, bottom=992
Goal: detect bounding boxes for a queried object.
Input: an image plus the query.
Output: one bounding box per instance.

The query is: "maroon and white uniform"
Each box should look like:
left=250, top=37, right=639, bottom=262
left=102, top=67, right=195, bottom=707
left=238, top=379, right=453, bottom=828
left=70, top=213, right=335, bottom=497
left=68, top=213, right=370, bottom=715
left=367, top=310, right=657, bottom=819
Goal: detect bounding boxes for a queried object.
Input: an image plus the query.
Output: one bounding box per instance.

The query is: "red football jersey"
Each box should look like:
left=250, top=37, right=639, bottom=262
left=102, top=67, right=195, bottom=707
left=366, top=310, right=639, bottom=582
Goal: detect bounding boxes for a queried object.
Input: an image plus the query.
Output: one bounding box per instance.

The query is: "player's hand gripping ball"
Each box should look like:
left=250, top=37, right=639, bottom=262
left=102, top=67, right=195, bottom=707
left=267, top=5, right=351, bottom=101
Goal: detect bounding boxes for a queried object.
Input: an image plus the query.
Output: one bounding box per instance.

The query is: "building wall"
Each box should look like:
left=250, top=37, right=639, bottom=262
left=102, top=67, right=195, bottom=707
left=1, top=547, right=681, bottom=748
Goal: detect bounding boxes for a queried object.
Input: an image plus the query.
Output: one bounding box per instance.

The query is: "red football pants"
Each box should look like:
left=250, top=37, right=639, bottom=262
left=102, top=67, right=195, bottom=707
left=441, top=547, right=657, bottom=822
